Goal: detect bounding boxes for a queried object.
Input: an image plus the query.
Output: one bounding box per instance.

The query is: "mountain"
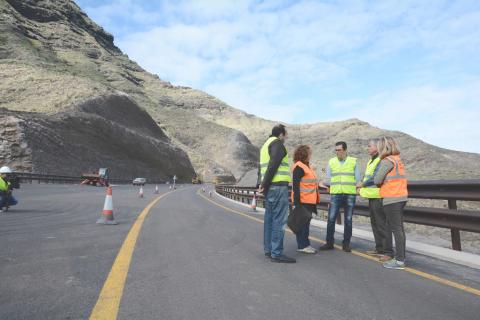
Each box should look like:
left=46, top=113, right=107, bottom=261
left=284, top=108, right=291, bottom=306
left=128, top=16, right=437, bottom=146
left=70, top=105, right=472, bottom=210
left=194, top=107, right=480, bottom=184
left=0, top=0, right=258, bottom=181
left=1, top=0, right=479, bottom=183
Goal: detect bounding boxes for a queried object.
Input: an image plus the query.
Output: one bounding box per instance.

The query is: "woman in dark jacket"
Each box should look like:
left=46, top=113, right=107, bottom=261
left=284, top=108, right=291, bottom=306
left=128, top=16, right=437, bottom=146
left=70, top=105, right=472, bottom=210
left=291, top=145, right=319, bottom=254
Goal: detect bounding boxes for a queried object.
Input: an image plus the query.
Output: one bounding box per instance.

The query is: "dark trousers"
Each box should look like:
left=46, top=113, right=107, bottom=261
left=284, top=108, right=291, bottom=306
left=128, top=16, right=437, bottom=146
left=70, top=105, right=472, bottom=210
left=296, top=219, right=311, bottom=249
left=369, top=199, right=393, bottom=256
left=384, top=201, right=407, bottom=262
left=0, top=191, right=17, bottom=209
left=326, top=194, right=356, bottom=244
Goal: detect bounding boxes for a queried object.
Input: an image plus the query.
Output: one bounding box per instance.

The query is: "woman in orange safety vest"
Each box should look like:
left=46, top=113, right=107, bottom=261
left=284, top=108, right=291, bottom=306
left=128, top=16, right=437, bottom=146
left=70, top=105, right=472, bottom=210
left=373, top=137, right=408, bottom=270
left=291, top=145, right=320, bottom=254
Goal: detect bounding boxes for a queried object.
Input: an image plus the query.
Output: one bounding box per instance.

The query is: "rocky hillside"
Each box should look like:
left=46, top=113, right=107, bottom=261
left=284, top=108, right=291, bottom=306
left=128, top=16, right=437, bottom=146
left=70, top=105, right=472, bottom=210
left=150, top=87, right=480, bottom=183
left=0, top=93, right=195, bottom=181
left=1, top=0, right=479, bottom=183
left=0, top=0, right=258, bottom=181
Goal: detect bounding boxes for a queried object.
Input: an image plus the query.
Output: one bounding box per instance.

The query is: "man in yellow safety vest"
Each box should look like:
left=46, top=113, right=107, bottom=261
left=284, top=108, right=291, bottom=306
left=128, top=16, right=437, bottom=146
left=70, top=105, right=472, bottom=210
left=0, top=166, right=18, bottom=212
left=258, top=124, right=295, bottom=263
left=319, top=142, right=361, bottom=252
left=358, top=139, right=393, bottom=258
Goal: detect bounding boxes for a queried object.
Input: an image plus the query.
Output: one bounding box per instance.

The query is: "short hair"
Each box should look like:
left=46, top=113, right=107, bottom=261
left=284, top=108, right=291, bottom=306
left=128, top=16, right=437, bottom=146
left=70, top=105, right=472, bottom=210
left=294, top=145, right=311, bottom=164
left=271, top=124, right=287, bottom=137
left=377, top=136, right=400, bottom=159
left=335, top=141, right=347, bottom=150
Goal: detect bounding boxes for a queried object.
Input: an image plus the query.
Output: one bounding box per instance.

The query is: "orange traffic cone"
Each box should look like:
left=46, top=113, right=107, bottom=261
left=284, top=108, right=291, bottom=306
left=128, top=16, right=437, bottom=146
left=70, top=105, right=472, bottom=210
left=139, top=186, right=144, bottom=198
left=251, top=193, right=257, bottom=212
left=97, top=187, right=117, bottom=225
left=155, top=185, right=159, bottom=194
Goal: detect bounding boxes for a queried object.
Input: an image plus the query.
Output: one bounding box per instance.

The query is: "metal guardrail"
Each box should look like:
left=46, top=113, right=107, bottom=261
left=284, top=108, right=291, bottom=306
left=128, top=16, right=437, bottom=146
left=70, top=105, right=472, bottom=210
left=215, top=180, right=480, bottom=252
left=14, top=172, right=162, bottom=185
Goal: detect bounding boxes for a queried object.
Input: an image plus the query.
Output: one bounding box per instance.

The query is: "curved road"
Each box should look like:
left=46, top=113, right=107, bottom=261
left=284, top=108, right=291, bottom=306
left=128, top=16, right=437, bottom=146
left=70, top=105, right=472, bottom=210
left=0, top=184, right=479, bottom=319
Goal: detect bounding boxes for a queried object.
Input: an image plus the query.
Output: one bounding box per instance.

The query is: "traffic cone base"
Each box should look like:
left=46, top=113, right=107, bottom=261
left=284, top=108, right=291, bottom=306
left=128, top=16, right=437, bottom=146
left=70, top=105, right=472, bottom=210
left=97, top=186, right=117, bottom=225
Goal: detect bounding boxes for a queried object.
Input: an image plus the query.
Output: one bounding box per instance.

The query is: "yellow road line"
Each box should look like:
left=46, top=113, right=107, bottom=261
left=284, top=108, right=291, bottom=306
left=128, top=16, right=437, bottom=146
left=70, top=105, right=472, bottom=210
left=198, top=190, right=480, bottom=297
left=89, top=191, right=172, bottom=320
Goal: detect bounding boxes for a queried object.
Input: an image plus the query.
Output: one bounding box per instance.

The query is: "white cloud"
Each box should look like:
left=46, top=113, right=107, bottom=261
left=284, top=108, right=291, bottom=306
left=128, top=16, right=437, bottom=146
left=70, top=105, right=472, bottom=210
left=78, top=0, right=480, bottom=153
left=332, top=81, right=480, bottom=153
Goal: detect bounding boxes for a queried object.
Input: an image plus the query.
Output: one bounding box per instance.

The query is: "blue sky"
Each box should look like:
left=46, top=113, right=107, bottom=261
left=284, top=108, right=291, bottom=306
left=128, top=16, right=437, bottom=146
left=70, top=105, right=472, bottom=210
left=76, top=0, right=480, bottom=153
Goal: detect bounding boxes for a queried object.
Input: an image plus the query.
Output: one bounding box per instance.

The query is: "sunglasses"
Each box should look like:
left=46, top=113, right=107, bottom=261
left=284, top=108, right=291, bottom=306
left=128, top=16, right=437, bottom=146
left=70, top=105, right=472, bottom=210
left=335, top=149, right=344, bottom=152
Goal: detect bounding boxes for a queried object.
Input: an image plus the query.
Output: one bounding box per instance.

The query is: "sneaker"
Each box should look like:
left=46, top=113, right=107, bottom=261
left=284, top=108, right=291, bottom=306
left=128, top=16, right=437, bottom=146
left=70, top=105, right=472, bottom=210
left=319, top=243, right=334, bottom=251
left=297, top=246, right=317, bottom=254
left=383, top=259, right=405, bottom=270
left=271, top=255, right=296, bottom=263
left=379, top=255, right=393, bottom=262
left=264, top=252, right=271, bottom=258
left=342, top=242, right=351, bottom=253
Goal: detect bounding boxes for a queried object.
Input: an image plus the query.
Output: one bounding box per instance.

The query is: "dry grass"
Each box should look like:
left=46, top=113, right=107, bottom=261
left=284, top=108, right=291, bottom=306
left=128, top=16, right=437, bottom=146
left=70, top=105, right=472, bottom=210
left=0, top=62, right=109, bottom=113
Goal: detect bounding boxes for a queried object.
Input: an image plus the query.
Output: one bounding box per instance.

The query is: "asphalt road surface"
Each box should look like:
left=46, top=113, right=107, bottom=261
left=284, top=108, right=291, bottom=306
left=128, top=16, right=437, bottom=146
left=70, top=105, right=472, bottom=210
left=0, top=184, right=479, bottom=320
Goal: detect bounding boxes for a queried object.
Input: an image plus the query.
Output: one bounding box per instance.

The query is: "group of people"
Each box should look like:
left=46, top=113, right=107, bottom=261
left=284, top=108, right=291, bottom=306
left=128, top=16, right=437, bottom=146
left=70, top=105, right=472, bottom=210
left=0, top=166, right=18, bottom=212
left=258, top=124, right=408, bottom=270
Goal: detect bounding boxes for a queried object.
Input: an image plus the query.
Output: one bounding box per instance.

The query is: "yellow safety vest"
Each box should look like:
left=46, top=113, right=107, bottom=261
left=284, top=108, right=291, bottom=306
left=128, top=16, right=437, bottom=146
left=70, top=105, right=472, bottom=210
left=260, top=137, right=291, bottom=184
left=0, top=177, right=10, bottom=192
left=329, top=156, right=357, bottom=194
left=359, top=157, right=381, bottom=199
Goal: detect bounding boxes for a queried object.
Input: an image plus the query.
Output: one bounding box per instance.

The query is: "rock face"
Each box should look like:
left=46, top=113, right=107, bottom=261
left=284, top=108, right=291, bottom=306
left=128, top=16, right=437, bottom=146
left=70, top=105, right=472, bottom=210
left=0, top=114, right=32, bottom=171
left=0, top=94, right=196, bottom=181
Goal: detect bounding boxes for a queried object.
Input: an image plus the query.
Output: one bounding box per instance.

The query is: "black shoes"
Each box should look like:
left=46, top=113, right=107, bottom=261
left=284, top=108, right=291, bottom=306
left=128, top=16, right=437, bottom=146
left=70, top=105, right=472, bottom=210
left=319, top=243, right=334, bottom=251
left=270, top=255, right=296, bottom=263
left=342, top=242, right=351, bottom=253
left=265, top=252, right=271, bottom=258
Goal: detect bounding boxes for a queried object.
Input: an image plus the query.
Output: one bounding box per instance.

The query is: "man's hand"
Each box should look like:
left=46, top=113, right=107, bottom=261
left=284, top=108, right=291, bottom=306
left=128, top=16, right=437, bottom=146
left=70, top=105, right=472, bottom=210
left=258, top=186, right=264, bottom=194
left=318, top=181, right=328, bottom=189
left=356, top=182, right=364, bottom=188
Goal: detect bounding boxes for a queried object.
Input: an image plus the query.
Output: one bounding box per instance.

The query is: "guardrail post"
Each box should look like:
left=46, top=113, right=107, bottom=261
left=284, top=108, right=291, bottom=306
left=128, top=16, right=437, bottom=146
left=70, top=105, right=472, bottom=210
left=448, top=199, right=462, bottom=251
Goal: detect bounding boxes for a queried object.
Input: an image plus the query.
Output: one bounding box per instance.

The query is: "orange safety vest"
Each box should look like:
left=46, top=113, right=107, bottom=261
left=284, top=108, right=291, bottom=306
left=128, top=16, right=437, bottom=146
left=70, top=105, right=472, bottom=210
left=380, top=155, right=408, bottom=198
left=291, top=161, right=320, bottom=204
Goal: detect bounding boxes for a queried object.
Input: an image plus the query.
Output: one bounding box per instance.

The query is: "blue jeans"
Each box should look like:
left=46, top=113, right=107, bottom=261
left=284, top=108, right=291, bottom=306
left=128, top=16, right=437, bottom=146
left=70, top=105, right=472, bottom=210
left=0, top=192, right=17, bottom=209
left=264, top=186, right=289, bottom=258
left=326, top=194, right=356, bottom=244
left=296, top=219, right=311, bottom=249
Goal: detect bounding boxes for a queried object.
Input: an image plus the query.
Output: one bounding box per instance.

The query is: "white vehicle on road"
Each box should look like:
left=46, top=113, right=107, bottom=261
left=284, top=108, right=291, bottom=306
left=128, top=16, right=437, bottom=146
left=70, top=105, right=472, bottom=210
left=132, top=177, right=146, bottom=186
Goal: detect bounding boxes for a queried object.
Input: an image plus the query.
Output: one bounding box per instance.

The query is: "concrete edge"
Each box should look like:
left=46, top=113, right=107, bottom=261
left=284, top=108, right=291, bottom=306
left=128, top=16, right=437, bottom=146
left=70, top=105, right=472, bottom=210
left=213, top=191, right=480, bottom=270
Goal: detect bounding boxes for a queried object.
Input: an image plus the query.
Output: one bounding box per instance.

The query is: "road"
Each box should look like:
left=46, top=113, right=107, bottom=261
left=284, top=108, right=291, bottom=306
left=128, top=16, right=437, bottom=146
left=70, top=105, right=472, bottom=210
left=0, top=184, right=479, bottom=319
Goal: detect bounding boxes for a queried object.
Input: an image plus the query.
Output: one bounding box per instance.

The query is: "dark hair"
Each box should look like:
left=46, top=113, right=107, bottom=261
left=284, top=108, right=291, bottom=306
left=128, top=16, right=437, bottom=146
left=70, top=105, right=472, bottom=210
left=335, top=141, right=347, bottom=150
left=294, top=145, right=311, bottom=164
left=271, top=124, right=287, bottom=137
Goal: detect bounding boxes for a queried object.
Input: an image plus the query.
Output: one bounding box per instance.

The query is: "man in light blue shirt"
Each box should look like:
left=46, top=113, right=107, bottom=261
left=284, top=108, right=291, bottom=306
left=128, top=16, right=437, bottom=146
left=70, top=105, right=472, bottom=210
left=320, top=141, right=361, bottom=252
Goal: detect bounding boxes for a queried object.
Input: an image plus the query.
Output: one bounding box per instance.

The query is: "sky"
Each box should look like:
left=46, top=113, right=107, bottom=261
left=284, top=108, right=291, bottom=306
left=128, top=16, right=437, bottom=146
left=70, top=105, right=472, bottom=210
left=76, top=0, right=480, bottom=153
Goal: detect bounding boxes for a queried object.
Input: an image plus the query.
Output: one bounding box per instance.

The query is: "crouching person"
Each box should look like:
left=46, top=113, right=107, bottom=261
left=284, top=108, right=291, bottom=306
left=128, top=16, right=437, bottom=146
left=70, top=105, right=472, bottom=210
left=0, top=166, right=18, bottom=212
